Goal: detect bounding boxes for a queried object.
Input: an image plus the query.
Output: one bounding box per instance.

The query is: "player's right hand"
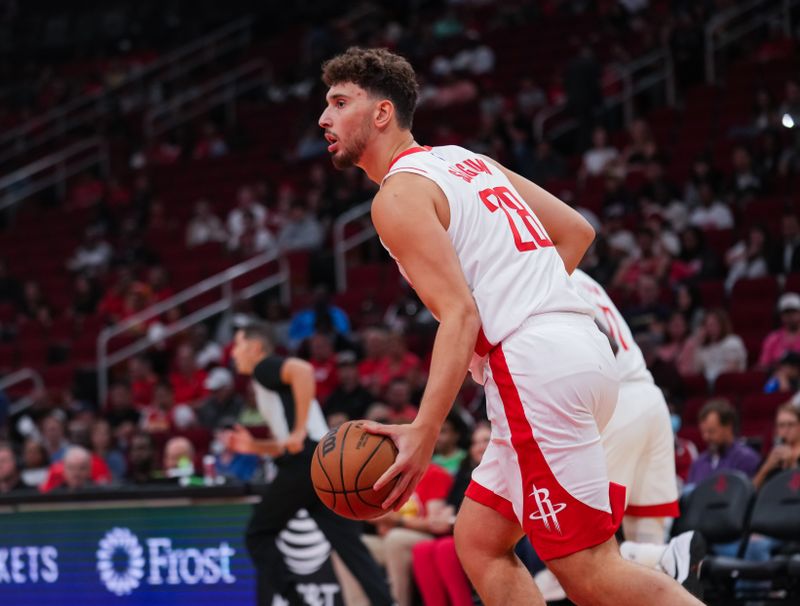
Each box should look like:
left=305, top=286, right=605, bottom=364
left=362, top=420, right=438, bottom=512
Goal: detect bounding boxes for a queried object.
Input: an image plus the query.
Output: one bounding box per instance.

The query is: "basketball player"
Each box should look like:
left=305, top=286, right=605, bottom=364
left=532, top=268, right=706, bottom=600
left=318, top=47, right=702, bottom=606
left=226, top=322, right=393, bottom=606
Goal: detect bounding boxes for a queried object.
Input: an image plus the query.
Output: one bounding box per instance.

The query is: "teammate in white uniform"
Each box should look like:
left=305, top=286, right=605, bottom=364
left=318, top=47, right=700, bottom=606
left=533, top=270, right=705, bottom=601
left=573, top=268, right=679, bottom=538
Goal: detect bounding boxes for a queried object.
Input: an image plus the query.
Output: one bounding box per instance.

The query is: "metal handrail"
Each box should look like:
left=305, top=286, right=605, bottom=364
left=0, top=138, right=108, bottom=213
left=144, top=60, right=267, bottom=138
left=96, top=250, right=290, bottom=406
left=705, top=0, right=798, bottom=83
left=333, top=200, right=376, bottom=292
left=534, top=47, right=673, bottom=142
left=0, top=368, right=44, bottom=416
left=0, top=17, right=254, bottom=167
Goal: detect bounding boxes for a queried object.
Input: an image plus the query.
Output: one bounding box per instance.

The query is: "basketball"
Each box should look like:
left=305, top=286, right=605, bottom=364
left=311, top=420, right=398, bottom=520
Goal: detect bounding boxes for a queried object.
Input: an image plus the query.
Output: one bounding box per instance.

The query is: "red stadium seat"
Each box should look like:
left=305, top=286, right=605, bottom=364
left=731, top=277, right=779, bottom=302
left=739, top=393, right=789, bottom=422
left=682, top=374, right=710, bottom=398
left=714, top=371, right=768, bottom=397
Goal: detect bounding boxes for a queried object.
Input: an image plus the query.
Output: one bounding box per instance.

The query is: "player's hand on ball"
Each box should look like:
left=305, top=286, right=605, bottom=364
left=225, top=424, right=257, bottom=455
left=284, top=428, right=307, bottom=455
left=362, top=420, right=438, bottom=511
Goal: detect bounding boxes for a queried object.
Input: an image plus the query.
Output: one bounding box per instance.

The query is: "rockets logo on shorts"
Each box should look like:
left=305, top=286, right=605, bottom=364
left=529, top=485, right=566, bottom=534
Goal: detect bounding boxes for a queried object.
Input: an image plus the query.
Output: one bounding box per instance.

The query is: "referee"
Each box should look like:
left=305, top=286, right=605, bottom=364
left=226, top=322, right=393, bottom=606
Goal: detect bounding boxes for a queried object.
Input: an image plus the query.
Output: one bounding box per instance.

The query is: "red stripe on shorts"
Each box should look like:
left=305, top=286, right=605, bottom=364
left=464, top=480, right=517, bottom=524
left=488, top=345, right=625, bottom=561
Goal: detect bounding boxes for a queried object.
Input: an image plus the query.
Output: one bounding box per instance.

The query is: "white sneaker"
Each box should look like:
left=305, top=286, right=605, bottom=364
left=659, top=530, right=706, bottom=599
left=533, top=568, right=567, bottom=602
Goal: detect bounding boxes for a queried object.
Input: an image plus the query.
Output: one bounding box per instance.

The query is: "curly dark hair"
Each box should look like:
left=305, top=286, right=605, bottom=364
left=321, top=47, right=419, bottom=129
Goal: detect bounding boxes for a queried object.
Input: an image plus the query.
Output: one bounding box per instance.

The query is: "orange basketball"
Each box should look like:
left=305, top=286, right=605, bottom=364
left=311, top=420, right=398, bottom=520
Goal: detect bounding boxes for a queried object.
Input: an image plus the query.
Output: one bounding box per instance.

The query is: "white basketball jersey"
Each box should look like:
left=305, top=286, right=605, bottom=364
left=571, top=269, right=653, bottom=384
left=382, top=145, right=593, bottom=346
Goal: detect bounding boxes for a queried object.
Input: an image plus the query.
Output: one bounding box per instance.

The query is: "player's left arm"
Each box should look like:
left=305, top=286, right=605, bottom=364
left=363, top=174, right=481, bottom=510
left=281, top=358, right=316, bottom=454
left=481, top=156, right=595, bottom=273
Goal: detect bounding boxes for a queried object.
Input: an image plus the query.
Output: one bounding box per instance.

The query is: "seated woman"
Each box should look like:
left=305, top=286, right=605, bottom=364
left=411, top=422, right=491, bottom=606
left=753, top=402, right=800, bottom=489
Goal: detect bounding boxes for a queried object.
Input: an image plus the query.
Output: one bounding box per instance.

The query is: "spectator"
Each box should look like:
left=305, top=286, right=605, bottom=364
left=128, top=355, right=157, bottom=408
left=678, top=227, right=720, bottom=281
left=163, top=436, right=195, bottom=477
left=70, top=274, right=100, bottom=317
left=169, top=343, right=208, bottom=406
left=39, top=413, right=68, bottom=462
left=0, top=442, right=27, bottom=493
left=374, top=332, right=423, bottom=393
left=197, top=367, right=244, bottom=429
left=413, top=422, right=492, bottom=606
left=186, top=199, right=228, bottom=248
left=529, top=139, right=566, bottom=184
left=693, top=309, right=747, bottom=383
left=683, top=154, right=721, bottom=208
left=764, top=352, right=800, bottom=394
left=308, top=333, right=339, bottom=402
left=227, top=209, right=278, bottom=256
left=58, top=446, right=95, bottom=492
left=192, top=122, right=229, bottom=159
left=623, top=118, right=656, bottom=168
left=687, top=399, right=760, bottom=486
left=18, top=280, right=48, bottom=320
left=759, top=293, right=800, bottom=370
left=325, top=351, right=376, bottom=421
left=728, top=145, right=762, bottom=199
left=639, top=160, right=680, bottom=209
left=106, top=383, right=141, bottom=443
left=212, top=427, right=260, bottom=483
left=612, top=228, right=671, bottom=292
left=146, top=266, right=175, bottom=302
left=753, top=403, right=800, bottom=489
left=90, top=419, right=126, bottom=481
left=431, top=412, right=467, bottom=476
left=688, top=183, right=733, bottom=230
left=191, top=324, right=223, bottom=370
left=581, top=126, right=619, bottom=177
left=656, top=311, right=698, bottom=377
left=564, top=45, right=602, bottom=148
left=66, top=227, right=113, bottom=275
left=141, top=381, right=177, bottom=434
left=516, top=77, right=546, bottom=117
left=668, top=406, right=698, bottom=487
left=227, top=185, right=267, bottom=241
left=125, top=432, right=156, bottom=484
left=288, top=289, right=351, bottom=350
left=384, top=378, right=418, bottom=423
left=623, top=274, right=670, bottom=336
left=771, top=211, right=800, bottom=275
left=674, top=283, right=705, bottom=330
left=20, top=438, right=49, bottom=487
left=67, top=171, right=104, bottom=210
left=348, top=464, right=453, bottom=606
left=779, top=79, right=800, bottom=127
left=724, top=225, right=771, bottom=292
left=278, top=204, right=323, bottom=251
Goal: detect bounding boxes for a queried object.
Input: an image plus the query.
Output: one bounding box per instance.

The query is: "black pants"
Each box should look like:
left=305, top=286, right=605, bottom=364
left=245, top=446, right=393, bottom=606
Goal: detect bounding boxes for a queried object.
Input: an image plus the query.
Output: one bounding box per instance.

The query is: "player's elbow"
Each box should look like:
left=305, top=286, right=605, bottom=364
left=450, top=301, right=481, bottom=335
left=575, top=216, right=595, bottom=249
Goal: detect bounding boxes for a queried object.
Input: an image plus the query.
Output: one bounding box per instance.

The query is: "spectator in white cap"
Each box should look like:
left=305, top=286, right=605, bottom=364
left=759, top=293, right=800, bottom=370
left=197, top=367, right=244, bottom=429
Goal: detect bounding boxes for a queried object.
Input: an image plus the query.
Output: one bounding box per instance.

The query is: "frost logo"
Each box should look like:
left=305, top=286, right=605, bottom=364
left=528, top=485, right=566, bottom=534
left=96, top=528, right=146, bottom=596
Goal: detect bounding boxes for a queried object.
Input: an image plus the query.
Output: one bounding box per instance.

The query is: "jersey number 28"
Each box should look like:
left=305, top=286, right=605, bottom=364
left=479, top=186, right=553, bottom=252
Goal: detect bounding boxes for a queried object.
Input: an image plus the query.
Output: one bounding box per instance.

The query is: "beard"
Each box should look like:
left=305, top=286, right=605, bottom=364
left=331, top=122, right=371, bottom=170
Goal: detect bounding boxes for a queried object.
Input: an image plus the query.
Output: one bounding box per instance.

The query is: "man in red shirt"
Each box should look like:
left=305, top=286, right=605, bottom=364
left=169, top=343, right=208, bottom=405
left=308, top=333, right=338, bottom=402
